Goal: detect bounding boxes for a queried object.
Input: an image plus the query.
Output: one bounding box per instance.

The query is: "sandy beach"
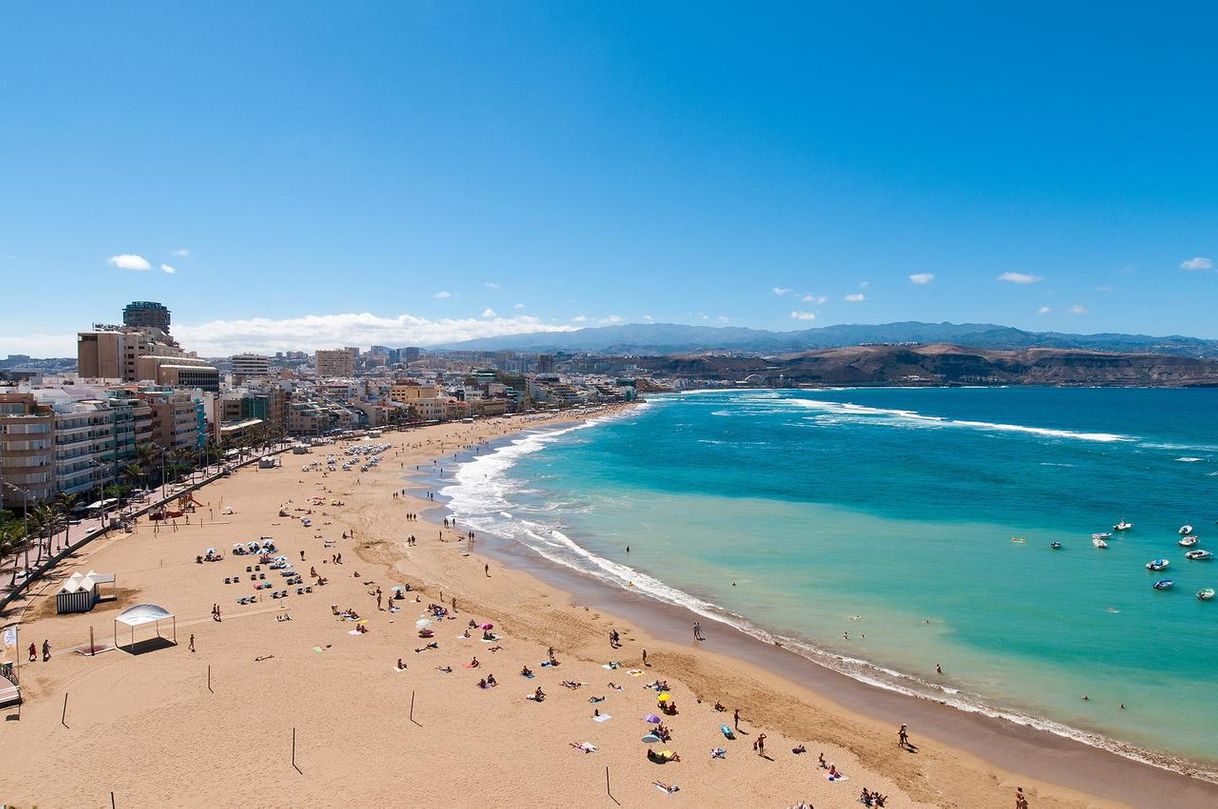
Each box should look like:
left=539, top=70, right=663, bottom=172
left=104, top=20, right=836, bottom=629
left=1, top=408, right=1213, bottom=808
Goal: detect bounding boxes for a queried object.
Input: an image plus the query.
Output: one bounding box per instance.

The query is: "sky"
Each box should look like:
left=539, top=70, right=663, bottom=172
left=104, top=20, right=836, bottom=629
left=2, top=2, right=1217, bottom=356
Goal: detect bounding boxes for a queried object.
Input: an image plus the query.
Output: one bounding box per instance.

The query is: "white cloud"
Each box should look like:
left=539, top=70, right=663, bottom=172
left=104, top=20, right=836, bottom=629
left=481, top=308, right=497, bottom=318
left=1037, top=306, right=1052, bottom=315
left=1180, top=256, right=1213, bottom=271
left=433, top=291, right=453, bottom=299
left=997, top=272, right=1044, bottom=284
left=801, top=294, right=828, bottom=304
left=859, top=281, right=870, bottom=289
left=172, top=248, right=190, bottom=257
left=571, top=314, right=588, bottom=323
left=166, top=311, right=577, bottom=355
left=484, top=281, right=501, bottom=289
left=108, top=254, right=151, bottom=271
left=909, top=273, right=935, bottom=285
left=160, top=263, right=176, bottom=274
left=599, top=315, right=625, bottom=325
left=771, top=287, right=791, bottom=296
left=642, top=314, right=654, bottom=322
left=790, top=311, right=816, bottom=321
left=844, top=293, right=865, bottom=302
left=513, top=303, right=525, bottom=310
left=1069, top=304, right=1087, bottom=314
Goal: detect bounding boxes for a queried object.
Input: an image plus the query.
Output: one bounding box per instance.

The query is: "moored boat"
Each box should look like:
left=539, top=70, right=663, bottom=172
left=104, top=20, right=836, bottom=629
left=1179, top=535, right=1200, bottom=547
left=1179, top=524, right=1195, bottom=536
left=1146, top=558, right=1170, bottom=571
left=1114, top=520, right=1133, bottom=531
left=1152, top=579, right=1175, bottom=590
left=1198, top=588, right=1216, bottom=601
left=1186, top=549, right=1214, bottom=561
left=1092, top=532, right=1112, bottom=540
left=1092, top=537, right=1108, bottom=549
left=1049, top=541, right=1063, bottom=550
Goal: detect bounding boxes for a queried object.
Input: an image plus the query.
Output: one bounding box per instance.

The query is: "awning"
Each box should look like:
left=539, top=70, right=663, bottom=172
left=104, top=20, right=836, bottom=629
left=115, top=604, right=174, bottom=628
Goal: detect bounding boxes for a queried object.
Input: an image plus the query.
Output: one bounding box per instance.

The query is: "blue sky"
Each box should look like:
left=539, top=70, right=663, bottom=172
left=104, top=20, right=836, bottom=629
left=2, top=2, right=1217, bottom=355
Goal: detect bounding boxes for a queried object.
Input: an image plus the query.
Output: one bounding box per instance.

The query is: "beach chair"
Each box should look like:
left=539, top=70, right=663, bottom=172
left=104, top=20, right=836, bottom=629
left=297, top=587, right=304, bottom=595
left=305, top=586, right=313, bottom=594
left=246, top=565, right=252, bottom=572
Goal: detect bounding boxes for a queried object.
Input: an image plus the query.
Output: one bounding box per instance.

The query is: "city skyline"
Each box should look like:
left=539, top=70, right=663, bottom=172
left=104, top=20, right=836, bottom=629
left=3, top=3, right=1218, bottom=355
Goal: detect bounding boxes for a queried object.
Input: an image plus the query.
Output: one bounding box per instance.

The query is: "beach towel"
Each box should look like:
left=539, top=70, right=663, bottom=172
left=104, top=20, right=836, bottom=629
left=827, top=773, right=848, bottom=782
left=592, top=714, right=612, bottom=722
left=569, top=742, right=598, bottom=753
left=628, top=669, right=643, bottom=676
left=347, top=630, right=362, bottom=636
left=653, top=782, right=680, bottom=795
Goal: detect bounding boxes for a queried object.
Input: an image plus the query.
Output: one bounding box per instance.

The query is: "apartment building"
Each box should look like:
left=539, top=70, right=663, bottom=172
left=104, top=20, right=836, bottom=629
left=138, top=389, right=206, bottom=452
left=315, top=349, right=355, bottom=378
left=231, top=353, right=272, bottom=384
left=0, top=393, right=56, bottom=507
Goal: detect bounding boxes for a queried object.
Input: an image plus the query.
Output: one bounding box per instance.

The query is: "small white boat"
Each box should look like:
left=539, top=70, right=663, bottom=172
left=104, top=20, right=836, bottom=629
left=1197, top=588, right=1216, bottom=601
left=1179, top=524, right=1195, bottom=536
left=1179, top=535, right=1200, bottom=547
left=1049, top=541, right=1063, bottom=550
left=1092, top=532, right=1113, bottom=541
left=1146, top=558, right=1171, bottom=571
left=1186, top=549, right=1214, bottom=561
left=1114, top=520, right=1133, bottom=531
left=1153, top=579, right=1175, bottom=590
left=1092, top=537, right=1109, bottom=549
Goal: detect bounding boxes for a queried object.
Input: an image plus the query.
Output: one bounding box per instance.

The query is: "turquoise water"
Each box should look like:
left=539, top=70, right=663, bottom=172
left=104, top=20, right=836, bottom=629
left=443, top=388, right=1218, bottom=770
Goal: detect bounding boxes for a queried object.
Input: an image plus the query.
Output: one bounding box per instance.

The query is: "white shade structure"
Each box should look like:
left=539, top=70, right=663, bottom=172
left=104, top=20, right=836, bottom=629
left=114, top=604, right=176, bottom=652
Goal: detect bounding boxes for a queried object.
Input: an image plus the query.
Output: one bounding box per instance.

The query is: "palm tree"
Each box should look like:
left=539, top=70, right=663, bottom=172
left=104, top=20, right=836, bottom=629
left=121, top=462, right=144, bottom=490
left=55, top=492, right=80, bottom=552
left=25, top=504, right=56, bottom=567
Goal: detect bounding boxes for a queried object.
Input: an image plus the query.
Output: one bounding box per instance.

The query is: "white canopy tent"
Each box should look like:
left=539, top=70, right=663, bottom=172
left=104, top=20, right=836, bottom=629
left=113, top=604, right=176, bottom=653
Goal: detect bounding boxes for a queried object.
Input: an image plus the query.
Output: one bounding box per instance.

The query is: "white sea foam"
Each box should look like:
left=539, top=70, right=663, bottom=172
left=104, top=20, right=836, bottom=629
left=784, top=399, right=1135, bottom=443
left=1175, top=457, right=1204, bottom=463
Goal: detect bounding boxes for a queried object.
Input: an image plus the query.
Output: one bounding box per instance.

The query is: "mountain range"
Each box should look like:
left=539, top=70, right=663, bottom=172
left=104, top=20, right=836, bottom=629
left=440, top=321, right=1218, bottom=358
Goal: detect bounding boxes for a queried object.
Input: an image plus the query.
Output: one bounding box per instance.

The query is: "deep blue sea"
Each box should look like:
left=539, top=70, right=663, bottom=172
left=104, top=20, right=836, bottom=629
left=443, top=388, right=1218, bottom=771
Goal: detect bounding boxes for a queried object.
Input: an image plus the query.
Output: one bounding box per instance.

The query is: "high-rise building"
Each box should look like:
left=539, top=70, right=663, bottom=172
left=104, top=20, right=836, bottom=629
left=122, top=301, right=171, bottom=332
left=537, top=354, right=555, bottom=373
left=231, top=353, right=271, bottom=383
left=0, top=393, right=56, bottom=507
left=402, top=347, right=421, bottom=363
left=315, top=349, right=356, bottom=378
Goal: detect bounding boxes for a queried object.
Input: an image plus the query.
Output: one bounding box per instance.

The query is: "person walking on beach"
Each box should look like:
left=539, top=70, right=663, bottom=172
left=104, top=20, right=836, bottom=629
left=484, top=563, right=490, bottom=577
left=692, top=621, right=704, bottom=641
left=42, top=639, right=51, bottom=661
left=28, top=642, right=36, bottom=662
left=897, top=723, right=915, bottom=750
left=1015, top=787, right=1029, bottom=809
left=733, top=708, right=741, bottom=731
left=189, top=633, right=195, bottom=652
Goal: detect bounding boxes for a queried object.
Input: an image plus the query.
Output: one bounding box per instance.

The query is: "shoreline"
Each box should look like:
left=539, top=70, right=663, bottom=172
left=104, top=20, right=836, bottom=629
left=2, top=408, right=1212, bottom=807
left=430, top=410, right=1218, bottom=807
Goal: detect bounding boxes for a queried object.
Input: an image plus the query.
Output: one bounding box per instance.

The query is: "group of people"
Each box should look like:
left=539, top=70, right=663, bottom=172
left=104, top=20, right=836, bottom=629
left=26, top=639, right=50, bottom=662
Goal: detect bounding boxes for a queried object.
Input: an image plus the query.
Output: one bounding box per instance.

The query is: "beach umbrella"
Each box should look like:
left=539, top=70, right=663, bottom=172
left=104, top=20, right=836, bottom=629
left=657, top=692, right=671, bottom=702
left=644, top=714, right=661, bottom=724
left=480, top=622, right=494, bottom=630
left=415, top=619, right=432, bottom=629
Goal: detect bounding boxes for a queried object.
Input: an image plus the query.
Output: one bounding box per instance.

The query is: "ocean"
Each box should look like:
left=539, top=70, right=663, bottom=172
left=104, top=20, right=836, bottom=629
left=441, top=387, right=1218, bottom=774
